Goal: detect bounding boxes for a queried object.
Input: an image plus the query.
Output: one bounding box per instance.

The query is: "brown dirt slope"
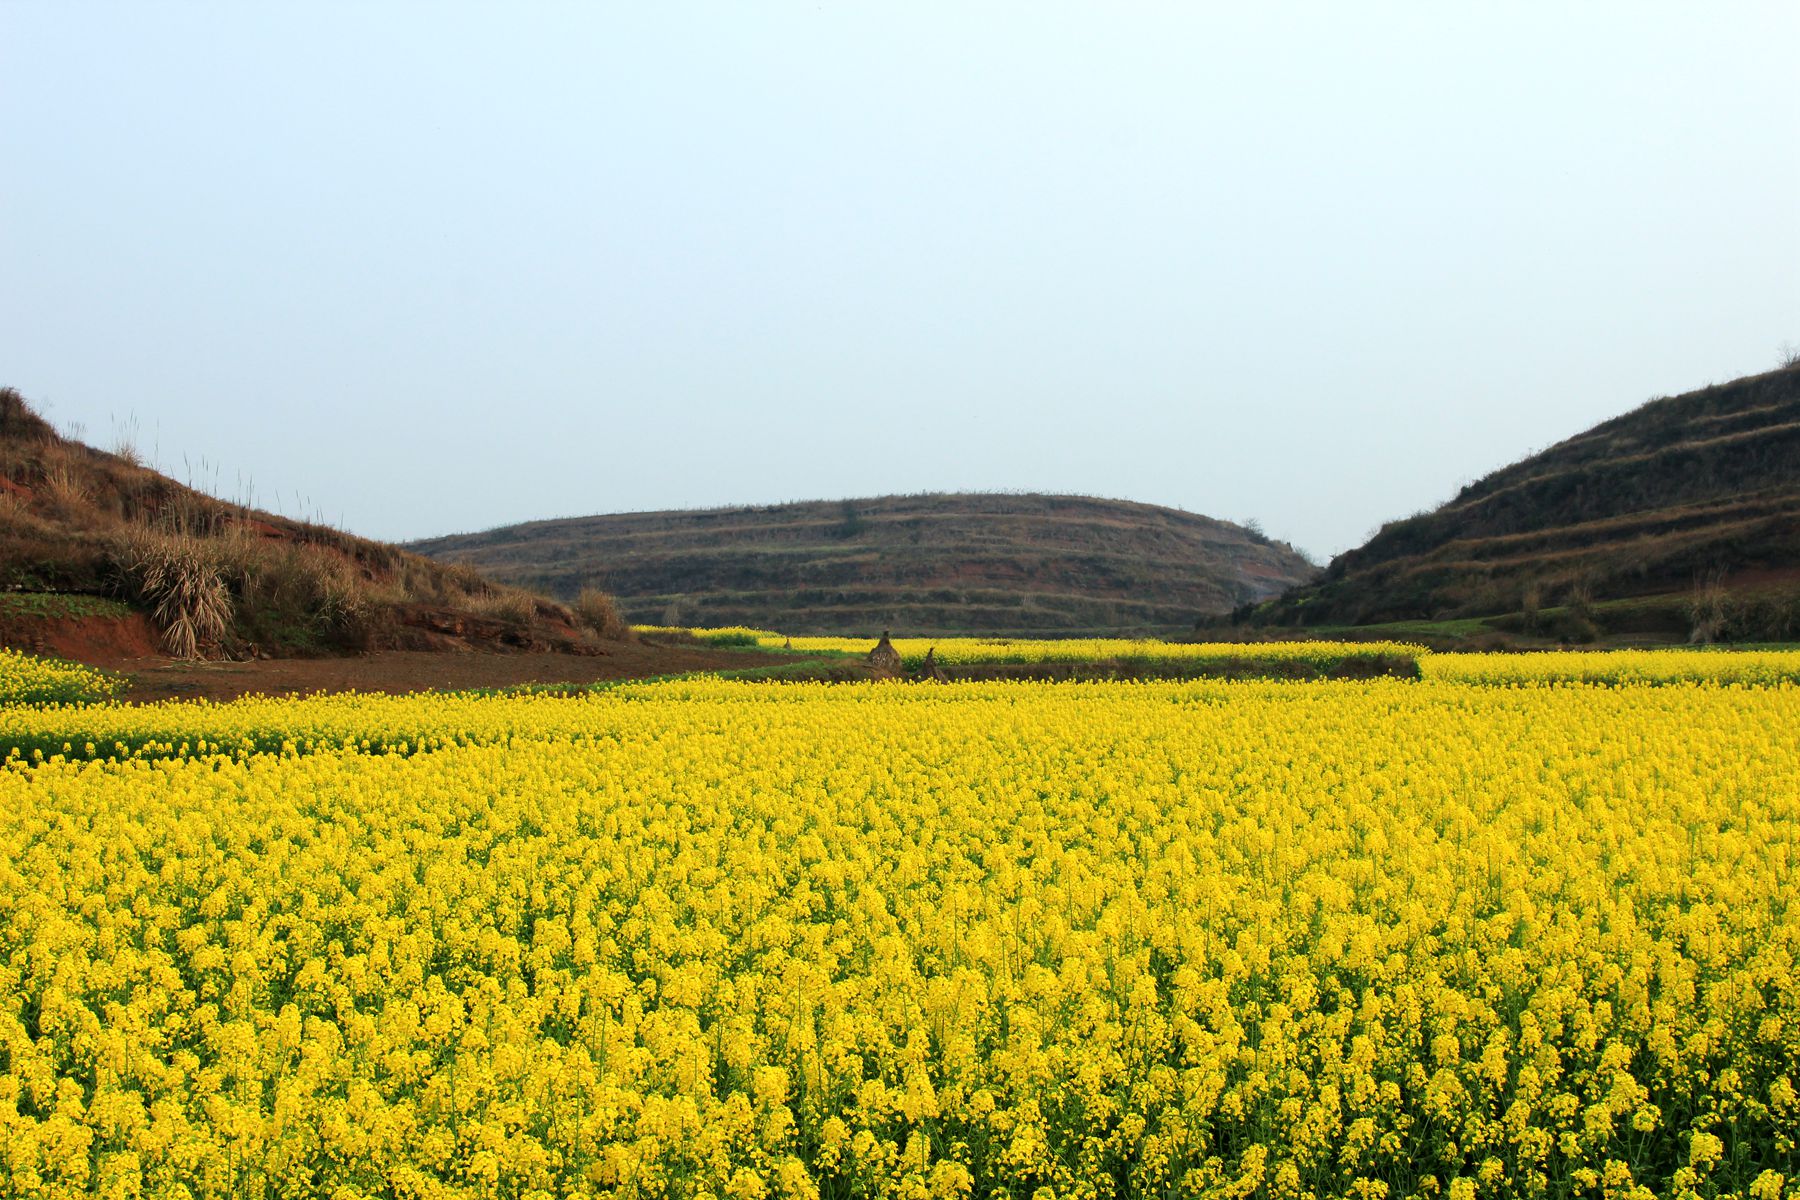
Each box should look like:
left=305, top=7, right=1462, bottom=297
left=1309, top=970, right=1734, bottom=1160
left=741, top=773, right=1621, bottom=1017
left=0, top=605, right=160, bottom=662
left=407, top=493, right=1318, bottom=636
left=1, top=387, right=629, bottom=661
left=1249, top=363, right=1800, bottom=633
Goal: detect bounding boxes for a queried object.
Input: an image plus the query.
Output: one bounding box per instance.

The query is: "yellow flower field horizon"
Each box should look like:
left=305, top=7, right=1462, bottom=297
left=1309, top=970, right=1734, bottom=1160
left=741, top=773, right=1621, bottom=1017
left=637, top=625, right=1800, bottom=686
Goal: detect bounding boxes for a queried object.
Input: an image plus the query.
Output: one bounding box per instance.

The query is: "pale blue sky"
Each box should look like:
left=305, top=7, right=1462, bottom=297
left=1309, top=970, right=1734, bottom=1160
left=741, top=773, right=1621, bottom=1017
left=4, top=3, right=1796, bottom=560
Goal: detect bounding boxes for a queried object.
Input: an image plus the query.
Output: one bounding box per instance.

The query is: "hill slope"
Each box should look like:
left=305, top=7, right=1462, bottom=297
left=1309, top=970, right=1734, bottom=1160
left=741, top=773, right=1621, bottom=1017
left=408, top=493, right=1317, bottom=636
left=1251, top=363, right=1800, bottom=639
left=1, top=388, right=627, bottom=660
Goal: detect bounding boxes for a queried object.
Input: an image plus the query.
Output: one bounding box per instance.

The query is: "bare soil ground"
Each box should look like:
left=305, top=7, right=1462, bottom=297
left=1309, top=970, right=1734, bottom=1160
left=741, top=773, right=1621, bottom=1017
left=112, top=644, right=779, bottom=703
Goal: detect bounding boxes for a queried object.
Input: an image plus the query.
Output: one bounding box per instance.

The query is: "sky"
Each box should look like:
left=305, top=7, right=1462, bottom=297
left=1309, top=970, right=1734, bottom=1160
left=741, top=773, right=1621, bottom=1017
left=4, top=3, right=1797, bottom=562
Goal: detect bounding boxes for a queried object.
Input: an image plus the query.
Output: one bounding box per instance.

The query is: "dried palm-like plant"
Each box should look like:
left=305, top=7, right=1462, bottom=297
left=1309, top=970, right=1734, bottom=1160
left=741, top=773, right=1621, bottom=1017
left=110, top=530, right=232, bottom=659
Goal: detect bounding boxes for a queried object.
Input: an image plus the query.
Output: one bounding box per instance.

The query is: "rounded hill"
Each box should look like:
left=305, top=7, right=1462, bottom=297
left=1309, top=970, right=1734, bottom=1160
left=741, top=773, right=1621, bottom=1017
left=408, top=493, right=1317, bottom=636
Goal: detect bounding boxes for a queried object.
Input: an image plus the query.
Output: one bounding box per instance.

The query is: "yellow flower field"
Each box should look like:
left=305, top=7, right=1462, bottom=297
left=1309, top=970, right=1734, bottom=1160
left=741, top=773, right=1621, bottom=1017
left=2, top=674, right=1796, bottom=1198
left=759, top=636, right=1423, bottom=671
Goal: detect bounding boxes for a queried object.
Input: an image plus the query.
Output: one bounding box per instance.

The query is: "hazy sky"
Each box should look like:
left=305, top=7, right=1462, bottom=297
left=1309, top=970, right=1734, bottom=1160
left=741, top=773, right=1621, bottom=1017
left=4, top=4, right=1796, bottom=561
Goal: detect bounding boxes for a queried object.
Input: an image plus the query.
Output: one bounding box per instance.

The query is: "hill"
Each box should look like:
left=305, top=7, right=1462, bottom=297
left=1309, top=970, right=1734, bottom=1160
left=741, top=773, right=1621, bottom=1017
left=1, top=388, right=629, bottom=662
left=1247, top=363, right=1800, bottom=642
left=407, top=493, right=1318, bottom=636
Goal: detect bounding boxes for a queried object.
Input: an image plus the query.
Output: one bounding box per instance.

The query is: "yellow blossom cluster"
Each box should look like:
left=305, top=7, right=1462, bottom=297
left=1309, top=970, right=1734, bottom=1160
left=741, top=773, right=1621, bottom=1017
left=0, top=648, right=124, bottom=706
left=2, top=676, right=1797, bottom=1197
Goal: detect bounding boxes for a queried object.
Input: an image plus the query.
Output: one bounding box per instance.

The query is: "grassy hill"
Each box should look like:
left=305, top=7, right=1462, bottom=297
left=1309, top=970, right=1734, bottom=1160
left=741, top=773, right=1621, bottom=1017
left=1246, top=363, right=1800, bottom=643
left=1, top=388, right=628, bottom=660
left=408, top=493, right=1317, bottom=636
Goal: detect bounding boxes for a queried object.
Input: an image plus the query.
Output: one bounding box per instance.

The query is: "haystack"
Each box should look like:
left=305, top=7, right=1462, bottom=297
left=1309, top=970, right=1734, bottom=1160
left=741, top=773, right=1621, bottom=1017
left=867, top=630, right=903, bottom=680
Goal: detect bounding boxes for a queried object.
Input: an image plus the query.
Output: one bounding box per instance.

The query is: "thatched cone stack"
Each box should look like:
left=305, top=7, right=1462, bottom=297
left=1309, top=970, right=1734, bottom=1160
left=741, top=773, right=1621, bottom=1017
left=867, top=631, right=903, bottom=680
left=917, top=646, right=948, bottom=682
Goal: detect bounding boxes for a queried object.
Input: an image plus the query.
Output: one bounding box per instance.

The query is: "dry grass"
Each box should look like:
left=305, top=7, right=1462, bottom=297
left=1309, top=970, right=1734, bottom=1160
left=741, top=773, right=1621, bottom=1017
left=467, top=586, right=539, bottom=626
left=2, top=386, right=627, bottom=657
left=575, top=587, right=631, bottom=640
left=39, top=462, right=91, bottom=513
left=441, top=560, right=490, bottom=602
left=0, top=390, right=56, bottom=441
left=108, top=529, right=232, bottom=659
left=157, top=489, right=225, bottom=538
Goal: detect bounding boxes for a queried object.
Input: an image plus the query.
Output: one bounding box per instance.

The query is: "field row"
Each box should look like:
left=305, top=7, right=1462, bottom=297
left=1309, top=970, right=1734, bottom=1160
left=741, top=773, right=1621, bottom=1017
left=6, top=640, right=1800, bottom=714
left=648, top=629, right=1800, bottom=687
left=2, top=659, right=1798, bottom=766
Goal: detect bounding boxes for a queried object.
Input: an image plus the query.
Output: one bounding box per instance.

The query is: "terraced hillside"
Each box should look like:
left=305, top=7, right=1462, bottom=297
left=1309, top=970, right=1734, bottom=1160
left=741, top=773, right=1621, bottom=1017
left=409, top=493, right=1316, bottom=635
left=1252, top=363, right=1800, bottom=639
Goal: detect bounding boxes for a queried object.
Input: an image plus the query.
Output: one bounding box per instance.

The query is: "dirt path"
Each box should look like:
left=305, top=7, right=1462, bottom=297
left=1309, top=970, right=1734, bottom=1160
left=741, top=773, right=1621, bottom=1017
left=115, top=643, right=777, bottom=703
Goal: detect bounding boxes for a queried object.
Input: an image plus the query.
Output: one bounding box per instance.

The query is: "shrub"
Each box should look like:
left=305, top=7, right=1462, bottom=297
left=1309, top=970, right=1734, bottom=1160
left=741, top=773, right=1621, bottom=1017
left=1688, top=576, right=1730, bottom=644
left=1735, top=588, right=1800, bottom=641
left=1520, top=581, right=1543, bottom=635
left=701, top=631, right=761, bottom=646
left=1547, top=609, right=1601, bottom=644
left=835, top=500, right=869, bottom=539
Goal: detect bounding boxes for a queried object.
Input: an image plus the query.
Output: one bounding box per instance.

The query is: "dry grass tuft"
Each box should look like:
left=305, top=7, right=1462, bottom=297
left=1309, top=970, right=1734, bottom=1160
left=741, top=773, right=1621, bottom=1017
left=155, top=489, right=226, bottom=538
left=109, top=529, right=232, bottom=659
left=442, top=560, right=489, bottom=602
left=304, top=552, right=382, bottom=648
left=39, top=462, right=92, bottom=513
left=575, top=587, right=632, bottom=641
left=468, top=587, right=539, bottom=626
